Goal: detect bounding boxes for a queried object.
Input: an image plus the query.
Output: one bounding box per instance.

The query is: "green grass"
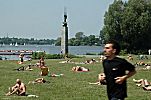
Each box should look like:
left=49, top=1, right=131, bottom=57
left=0, top=56, right=151, bottom=100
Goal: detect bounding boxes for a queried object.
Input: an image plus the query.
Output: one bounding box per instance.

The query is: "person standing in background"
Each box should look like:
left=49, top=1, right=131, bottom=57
left=18, top=53, right=24, bottom=64
left=148, top=49, right=151, bottom=55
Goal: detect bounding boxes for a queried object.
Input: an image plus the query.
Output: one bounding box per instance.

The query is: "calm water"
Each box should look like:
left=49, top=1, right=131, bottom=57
left=0, top=45, right=103, bottom=60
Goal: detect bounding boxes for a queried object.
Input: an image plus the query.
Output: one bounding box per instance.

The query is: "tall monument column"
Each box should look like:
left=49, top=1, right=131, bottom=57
left=61, top=9, right=68, bottom=56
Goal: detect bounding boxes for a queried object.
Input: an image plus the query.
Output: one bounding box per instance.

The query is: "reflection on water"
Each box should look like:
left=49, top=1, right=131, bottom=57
left=0, top=45, right=103, bottom=60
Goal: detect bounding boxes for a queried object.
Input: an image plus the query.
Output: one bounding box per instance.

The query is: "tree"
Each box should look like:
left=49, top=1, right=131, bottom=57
left=55, top=37, right=61, bottom=46
left=102, top=0, right=151, bottom=53
left=121, top=0, right=151, bottom=53
left=88, top=35, right=96, bottom=46
left=102, top=0, right=124, bottom=43
left=68, top=38, right=76, bottom=46
left=75, top=32, right=85, bottom=39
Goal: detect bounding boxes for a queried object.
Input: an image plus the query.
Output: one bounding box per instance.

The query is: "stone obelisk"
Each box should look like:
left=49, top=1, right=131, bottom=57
left=61, top=9, right=68, bottom=57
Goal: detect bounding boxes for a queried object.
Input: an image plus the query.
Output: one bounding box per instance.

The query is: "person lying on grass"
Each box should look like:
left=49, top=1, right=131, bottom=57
left=72, top=66, right=89, bottom=72
left=89, top=73, right=106, bottom=85
left=5, top=79, right=26, bottom=96
left=14, top=64, right=33, bottom=71
left=50, top=73, right=64, bottom=77
left=85, top=59, right=96, bottom=64
left=142, top=64, right=151, bottom=70
left=133, top=78, right=151, bottom=91
left=28, top=78, right=47, bottom=84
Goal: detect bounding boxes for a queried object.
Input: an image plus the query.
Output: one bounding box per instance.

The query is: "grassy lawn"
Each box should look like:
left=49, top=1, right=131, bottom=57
left=0, top=55, right=151, bottom=100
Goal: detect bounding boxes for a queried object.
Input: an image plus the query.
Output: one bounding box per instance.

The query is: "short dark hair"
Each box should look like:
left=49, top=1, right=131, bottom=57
left=106, top=40, right=121, bottom=55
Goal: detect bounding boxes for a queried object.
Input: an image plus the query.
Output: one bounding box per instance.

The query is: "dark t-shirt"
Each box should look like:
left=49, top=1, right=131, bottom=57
left=103, top=57, right=135, bottom=99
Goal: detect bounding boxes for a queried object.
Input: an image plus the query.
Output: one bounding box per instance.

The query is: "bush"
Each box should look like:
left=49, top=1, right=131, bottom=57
left=32, top=52, right=81, bottom=59
left=119, top=49, right=127, bottom=56
left=86, top=53, right=97, bottom=55
left=32, top=52, right=46, bottom=59
left=46, top=54, right=62, bottom=59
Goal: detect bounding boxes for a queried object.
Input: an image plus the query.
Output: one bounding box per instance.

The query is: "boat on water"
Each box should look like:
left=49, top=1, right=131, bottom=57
left=15, top=42, right=18, bottom=47
left=10, top=43, right=13, bottom=46
left=0, top=50, right=33, bottom=55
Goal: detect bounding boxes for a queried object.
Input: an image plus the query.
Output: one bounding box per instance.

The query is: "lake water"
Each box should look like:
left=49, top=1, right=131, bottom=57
left=0, top=45, right=103, bottom=60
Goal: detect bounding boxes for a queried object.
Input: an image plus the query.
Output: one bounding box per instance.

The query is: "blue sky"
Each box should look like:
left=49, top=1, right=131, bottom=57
left=0, top=0, right=127, bottom=39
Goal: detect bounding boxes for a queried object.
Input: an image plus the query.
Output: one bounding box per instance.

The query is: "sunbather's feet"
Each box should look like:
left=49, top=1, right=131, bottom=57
left=51, top=74, right=64, bottom=77
left=5, top=92, right=11, bottom=96
left=60, top=74, right=64, bottom=76
left=28, top=81, right=33, bottom=84
left=133, top=79, right=138, bottom=82
left=136, top=84, right=141, bottom=87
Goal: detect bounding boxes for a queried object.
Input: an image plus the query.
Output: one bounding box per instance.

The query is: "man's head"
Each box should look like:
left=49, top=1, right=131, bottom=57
left=104, top=40, right=121, bottom=58
left=16, top=79, right=21, bottom=85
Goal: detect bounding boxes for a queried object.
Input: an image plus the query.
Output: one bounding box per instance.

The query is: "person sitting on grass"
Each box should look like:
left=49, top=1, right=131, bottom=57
left=5, top=79, right=26, bottom=96
left=40, top=66, right=49, bottom=76
left=72, top=66, right=89, bottom=72
left=35, top=56, right=46, bottom=67
left=39, top=56, right=45, bottom=67
left=89, top=73, right=106, bottom=85
left=28, top=78, right=47, bottom=84
left=133, top=78, right=151, bottom=91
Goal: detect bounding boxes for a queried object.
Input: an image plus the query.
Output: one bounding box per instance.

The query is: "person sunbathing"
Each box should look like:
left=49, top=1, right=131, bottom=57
left=25, top=64, right=33, bottom=71
left=135, top=61, right=145, bottom=66
left=28, top=78, right=47, bottom=84
left=143, top=64, right=151, bottom=70
left=127, top=54, right=133, bottom=60
left=99, top=55, right=106, bottom=62
left=133, top=78, right=151, bottom=91
left=50, top=73, right=64, bottom=77
left=5, top=79, right=26, bottom=96
left=14, top=65, right=33, bottom=71
left=72, top=66, right=89, bottom=72
left=14, top=66, right=25, bottom=71
left=89, top=73, right=106, bottom=85
left=85, top=59, right=96, bottom=64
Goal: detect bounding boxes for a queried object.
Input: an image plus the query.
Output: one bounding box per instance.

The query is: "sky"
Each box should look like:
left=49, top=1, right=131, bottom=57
left=0, top=0, right=127, bottom=40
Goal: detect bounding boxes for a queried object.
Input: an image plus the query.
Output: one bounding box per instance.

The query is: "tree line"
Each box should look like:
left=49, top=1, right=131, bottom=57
left=0, top=32, right=101, bottom=46
left=55, top=32, right=101, bottom=46
left=0, top=37, right=56, bottom=45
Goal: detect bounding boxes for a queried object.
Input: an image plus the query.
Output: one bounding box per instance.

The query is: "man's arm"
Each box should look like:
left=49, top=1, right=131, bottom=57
left=115, top=70, right=136, bottom=84
left=12, top=84, right=18, bottom=89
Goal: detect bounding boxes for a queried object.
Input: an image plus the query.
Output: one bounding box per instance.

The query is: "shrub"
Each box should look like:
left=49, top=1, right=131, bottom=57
left=32, top=52, right=46, bottom=59
left=32, top=52, right=81, bottom=59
